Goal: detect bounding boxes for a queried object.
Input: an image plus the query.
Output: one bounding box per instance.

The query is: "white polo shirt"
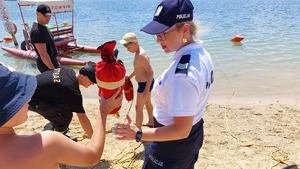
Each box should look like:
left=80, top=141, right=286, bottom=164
left=153, top=41, right=214, bottom=126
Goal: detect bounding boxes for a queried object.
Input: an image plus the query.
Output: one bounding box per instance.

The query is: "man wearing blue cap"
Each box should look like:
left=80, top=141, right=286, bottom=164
left=0, top=63, right=123, bottom=169
left=30, top=4, right=60, bottom=73
left=113, top=0, right=214, bottom=168
left=29, top=65, right=97, bottom=140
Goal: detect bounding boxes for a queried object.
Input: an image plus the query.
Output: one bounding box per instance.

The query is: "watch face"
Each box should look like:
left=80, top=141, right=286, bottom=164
left=136, top=129, right=142, bottom=142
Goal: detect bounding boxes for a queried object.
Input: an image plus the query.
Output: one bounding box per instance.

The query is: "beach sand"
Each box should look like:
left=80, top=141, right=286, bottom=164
left=15, top=97, right=300, bottom=169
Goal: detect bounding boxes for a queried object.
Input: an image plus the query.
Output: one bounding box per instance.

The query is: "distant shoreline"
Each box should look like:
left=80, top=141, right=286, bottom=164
left=82, top=84, right=300, bottom=106
left=83, top=92, right=300, bottom=110
left=209, top=94, right=300, bottom=105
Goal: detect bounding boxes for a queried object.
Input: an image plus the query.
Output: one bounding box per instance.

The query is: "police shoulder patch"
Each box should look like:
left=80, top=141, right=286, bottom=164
left=175, top=54, right=191, bottom=75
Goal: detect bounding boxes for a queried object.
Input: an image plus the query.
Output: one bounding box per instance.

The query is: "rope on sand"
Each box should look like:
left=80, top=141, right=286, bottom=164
left=115, top=142, right=143, bottom=168
left=100, top=142, right=142, bottom=169
left=271, top=148, right=290, bottom=168
left=206, top=43, right=292, bottom=168
left=108, top=99, right=144, bottom=168
left=117, top=99, right=143, bottom=168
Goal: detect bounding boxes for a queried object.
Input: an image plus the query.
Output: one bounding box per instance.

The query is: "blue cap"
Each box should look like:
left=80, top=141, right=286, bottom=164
left=79, top=65, right=96, bottom=83
left=140, top=0, right=194, bottom=35
left=0, top=64, right=37, bottom=127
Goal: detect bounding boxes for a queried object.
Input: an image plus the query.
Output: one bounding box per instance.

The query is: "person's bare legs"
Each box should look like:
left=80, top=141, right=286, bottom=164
left=144, top=93, right=153, bottom=127
left=135, top=92, right=145, bottom=128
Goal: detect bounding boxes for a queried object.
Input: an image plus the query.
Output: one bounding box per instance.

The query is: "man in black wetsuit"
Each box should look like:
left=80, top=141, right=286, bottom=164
left=30, top=4, right=59, bottom=73
left=29, top=66, right=97, bottom=141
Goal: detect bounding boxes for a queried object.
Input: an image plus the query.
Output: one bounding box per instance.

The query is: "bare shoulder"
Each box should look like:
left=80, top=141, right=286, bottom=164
left=0, top=132, right=64, bottom=169
left=40, top=130, right=72, bottom=147
left=136, top=49, right=150, bottom=63
left=138, top=46, right=148, bottom=57
left=15, top=131, right=66, bottom=150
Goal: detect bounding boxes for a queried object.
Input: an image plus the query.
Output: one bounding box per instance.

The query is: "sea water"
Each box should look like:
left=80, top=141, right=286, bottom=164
left=1, top=0, right=299, bottom=102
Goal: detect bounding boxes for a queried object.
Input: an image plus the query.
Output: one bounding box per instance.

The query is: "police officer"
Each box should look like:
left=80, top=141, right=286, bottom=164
left=113, top=0, right=214, bottom=168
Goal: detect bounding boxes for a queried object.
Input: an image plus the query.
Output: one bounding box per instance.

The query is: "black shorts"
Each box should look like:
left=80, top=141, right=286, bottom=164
left=142, top=118, right=204, bottom=169
left=29, top=99, right=73, bottom=132
left=137, top=78, right=154, bottom=93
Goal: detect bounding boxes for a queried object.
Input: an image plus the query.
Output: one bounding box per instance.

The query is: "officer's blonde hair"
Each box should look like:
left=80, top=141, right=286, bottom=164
left=175, top=21, right=199, bottom=37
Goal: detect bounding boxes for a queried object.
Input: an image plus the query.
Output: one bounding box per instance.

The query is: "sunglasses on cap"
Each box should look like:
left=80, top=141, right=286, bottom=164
left=123, top=42, right=133, bottom=47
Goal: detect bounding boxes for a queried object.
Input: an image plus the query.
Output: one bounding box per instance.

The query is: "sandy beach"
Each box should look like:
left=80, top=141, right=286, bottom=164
left=3, top=0, right=298, bottom=168
left=15, top=95, right=300, bottom=169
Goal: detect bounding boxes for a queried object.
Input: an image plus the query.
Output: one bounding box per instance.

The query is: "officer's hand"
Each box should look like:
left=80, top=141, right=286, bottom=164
left=113, top=113, right=138, bottom=141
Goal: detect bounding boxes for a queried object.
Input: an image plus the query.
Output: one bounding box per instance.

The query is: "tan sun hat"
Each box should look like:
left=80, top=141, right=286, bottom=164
left=118, top=32, right=138, bottom=44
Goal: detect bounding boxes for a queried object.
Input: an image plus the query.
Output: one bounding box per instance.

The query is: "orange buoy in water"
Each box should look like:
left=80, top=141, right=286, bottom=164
left=231, top=35, right=244, bottom=42
left=4, top=36, right=12, bottom=41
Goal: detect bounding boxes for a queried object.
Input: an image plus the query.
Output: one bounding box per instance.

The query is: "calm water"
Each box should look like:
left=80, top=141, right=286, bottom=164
left=1, top=0, right=300, bottom=101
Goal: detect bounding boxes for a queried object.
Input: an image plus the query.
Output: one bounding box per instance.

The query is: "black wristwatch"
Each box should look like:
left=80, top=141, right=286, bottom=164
left=135, top=128, right=143, bottom=142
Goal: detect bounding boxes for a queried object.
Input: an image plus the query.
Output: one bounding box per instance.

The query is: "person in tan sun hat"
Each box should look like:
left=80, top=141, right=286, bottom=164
left=118, top=32, right=139, bottom=45
left=119, top=32, right=154, bottom=129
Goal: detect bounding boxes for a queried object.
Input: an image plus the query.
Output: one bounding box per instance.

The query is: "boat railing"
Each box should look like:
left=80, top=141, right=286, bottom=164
left=50, top=26, right=85, bottom=56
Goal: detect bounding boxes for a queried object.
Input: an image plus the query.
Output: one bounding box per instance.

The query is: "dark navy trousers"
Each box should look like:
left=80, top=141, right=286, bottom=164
left=142, top=118, right=204, bottom=169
